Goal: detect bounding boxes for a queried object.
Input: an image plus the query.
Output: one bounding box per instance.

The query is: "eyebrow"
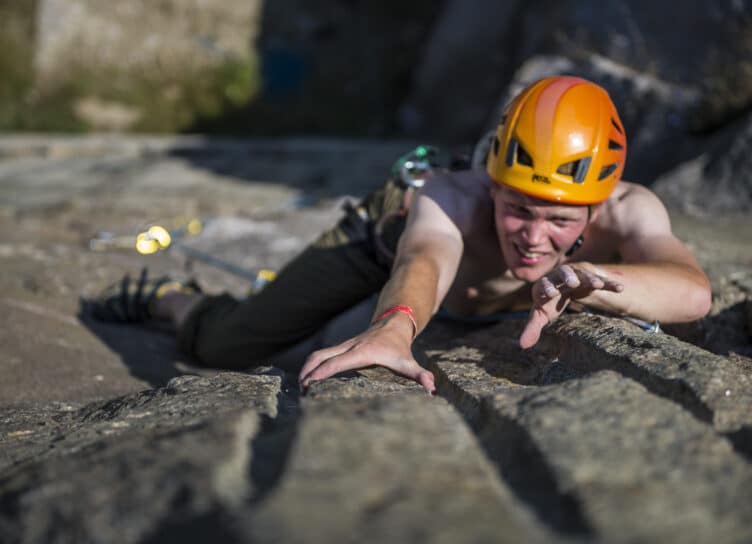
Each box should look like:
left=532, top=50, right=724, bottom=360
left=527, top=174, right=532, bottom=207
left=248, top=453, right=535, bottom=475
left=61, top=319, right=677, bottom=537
left=506, top=201, right=584, bottom=220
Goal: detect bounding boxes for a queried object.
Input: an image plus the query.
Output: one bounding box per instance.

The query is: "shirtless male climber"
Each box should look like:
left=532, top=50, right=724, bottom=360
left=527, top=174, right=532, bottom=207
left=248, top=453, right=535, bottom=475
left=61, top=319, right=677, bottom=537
left=91, top=76, right=712, bottom=394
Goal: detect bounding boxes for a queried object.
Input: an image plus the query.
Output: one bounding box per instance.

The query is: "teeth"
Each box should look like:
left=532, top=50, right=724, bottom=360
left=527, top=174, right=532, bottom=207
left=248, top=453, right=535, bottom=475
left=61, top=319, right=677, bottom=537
left=515, top=244, right=544, bottom=259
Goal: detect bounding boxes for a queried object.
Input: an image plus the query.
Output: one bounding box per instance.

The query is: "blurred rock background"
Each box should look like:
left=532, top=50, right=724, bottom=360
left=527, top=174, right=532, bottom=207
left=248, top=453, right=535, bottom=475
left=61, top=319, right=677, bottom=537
left=1, top=0, right=751, bottom=213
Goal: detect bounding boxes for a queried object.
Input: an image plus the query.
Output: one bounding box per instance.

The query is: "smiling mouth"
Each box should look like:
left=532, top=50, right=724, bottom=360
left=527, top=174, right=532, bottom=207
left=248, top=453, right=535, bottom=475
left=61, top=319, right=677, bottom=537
left=513, top=243, right=548, bottom=262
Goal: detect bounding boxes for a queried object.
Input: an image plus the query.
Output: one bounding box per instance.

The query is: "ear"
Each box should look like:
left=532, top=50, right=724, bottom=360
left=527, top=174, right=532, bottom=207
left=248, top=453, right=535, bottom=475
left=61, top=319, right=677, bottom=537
left=587, top=203, right=603, bottom=223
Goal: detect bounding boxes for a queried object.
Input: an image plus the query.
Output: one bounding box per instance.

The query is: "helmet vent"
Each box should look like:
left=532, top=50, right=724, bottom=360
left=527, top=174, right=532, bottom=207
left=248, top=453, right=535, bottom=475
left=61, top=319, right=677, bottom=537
left=608, top=140, right=624, bottom=151
left=517, top=144, right=533, bottom=167
left=557, top=157, right=591, bottom=183
left=611, top=118, right=624, bottom=135
left=598, top=163, right=618, bottom=180
left=493, top=136, right=500, bottom=156
left=505, top=138, right=518, bottom=167
left=557, top=161, right=577, bottom=176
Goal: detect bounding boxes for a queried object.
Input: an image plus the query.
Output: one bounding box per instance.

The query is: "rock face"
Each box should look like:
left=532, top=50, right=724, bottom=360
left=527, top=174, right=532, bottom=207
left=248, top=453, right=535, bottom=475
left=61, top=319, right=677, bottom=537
left=3, top=318, right=752, bottom=542
left=0, top=371, right=287, bottom=542
left=422, top=316, right=752, bottom=542
left=653, top=110, right=752, bottom=215
left=0, top=136, right=751, bottom=542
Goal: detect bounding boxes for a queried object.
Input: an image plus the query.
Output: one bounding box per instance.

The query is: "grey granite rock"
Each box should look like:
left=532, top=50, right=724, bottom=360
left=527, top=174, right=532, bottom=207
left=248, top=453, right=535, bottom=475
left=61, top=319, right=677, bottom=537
left=0, top=372, right=285, bottom=543
left=430, top=347, right=752, bottom=543
left=248, top=374, right=551, bottom=544
left=423, top=314, right=752, bottom=455
left=0, top=368, right=559, bottom=543
left=543, top=315, right=752, bottom=440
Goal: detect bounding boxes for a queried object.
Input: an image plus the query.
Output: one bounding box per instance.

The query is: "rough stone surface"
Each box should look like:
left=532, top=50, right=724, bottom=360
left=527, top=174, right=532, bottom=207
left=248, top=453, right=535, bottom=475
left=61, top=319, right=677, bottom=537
left=247, top=374, right=550, bottom=543
left=543, top=315, right=752, bottom=440
left=425, top=326, right=752, bottom=542
left=438, top=365, right=752, bottom=542
left=1, top=136, right=751, bottom=542
left=0, top=371, right=285, bottom=543
left=421, top=315, right=752, bottom=451
left=653, top=109, right=752, bottom=214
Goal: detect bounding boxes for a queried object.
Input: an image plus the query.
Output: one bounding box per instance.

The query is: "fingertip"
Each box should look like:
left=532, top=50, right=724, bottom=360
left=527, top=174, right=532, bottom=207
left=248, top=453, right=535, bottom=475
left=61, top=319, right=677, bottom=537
left=419, top=371, right=436, bottom=394
left=519, top=325, right=543, bottom=350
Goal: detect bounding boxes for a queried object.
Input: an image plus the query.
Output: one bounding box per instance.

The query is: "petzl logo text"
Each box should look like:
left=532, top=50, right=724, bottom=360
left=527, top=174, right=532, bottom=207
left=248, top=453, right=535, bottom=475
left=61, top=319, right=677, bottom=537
left=531, top=173, right=551, bottom=184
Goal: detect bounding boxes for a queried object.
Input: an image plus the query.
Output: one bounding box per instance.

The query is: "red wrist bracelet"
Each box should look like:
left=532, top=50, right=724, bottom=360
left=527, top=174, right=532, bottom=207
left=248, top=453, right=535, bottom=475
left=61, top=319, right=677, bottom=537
left=372, top=304, right=418, bottom=340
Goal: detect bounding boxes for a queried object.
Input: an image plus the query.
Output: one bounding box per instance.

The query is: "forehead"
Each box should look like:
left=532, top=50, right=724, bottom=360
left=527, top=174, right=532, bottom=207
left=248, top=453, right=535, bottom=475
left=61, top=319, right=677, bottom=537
left=494, top=186, right=588, bottom=216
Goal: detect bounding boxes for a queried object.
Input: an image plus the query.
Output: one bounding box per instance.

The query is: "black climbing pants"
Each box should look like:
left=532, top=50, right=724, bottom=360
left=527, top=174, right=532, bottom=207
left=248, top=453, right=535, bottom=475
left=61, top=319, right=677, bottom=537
left=177, top=178, right=408, bottom=372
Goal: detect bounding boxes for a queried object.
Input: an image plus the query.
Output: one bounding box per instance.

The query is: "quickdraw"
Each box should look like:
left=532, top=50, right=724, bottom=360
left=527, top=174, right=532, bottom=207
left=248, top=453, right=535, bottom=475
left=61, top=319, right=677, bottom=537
left=374, top=145, right=445, bottom=262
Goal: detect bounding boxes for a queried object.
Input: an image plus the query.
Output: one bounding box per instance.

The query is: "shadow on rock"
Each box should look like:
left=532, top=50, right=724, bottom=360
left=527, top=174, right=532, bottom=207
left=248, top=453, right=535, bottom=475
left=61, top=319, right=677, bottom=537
left=165, top=140, right=417, bottom=205
left=77, top=299, right=189, bottom=388
left=664, top=300, right=752, bottom=358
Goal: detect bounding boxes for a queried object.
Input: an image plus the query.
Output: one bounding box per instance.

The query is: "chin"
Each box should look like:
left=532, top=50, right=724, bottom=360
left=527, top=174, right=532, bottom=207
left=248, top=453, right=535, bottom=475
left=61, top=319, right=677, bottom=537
left=509, top=265, right=547, bottom=283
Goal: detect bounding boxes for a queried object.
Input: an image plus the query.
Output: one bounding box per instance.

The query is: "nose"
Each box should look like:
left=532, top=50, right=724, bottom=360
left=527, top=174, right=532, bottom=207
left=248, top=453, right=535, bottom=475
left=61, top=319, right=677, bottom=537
left=522, top=219, right=546, bottom=246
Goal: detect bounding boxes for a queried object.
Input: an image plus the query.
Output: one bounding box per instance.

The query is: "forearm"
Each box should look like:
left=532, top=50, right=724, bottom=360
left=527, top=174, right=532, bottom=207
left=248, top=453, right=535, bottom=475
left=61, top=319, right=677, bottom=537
left=576, top=261, right=712, bottom=322
left=373, top=254, right=443, bottom=338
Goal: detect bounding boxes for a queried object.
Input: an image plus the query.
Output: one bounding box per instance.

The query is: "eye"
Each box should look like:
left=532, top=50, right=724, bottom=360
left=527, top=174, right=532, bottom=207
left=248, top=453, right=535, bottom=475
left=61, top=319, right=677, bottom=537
left=551, top=216, right=574, bottom=226
left=505, top=203, right=530, bottom=216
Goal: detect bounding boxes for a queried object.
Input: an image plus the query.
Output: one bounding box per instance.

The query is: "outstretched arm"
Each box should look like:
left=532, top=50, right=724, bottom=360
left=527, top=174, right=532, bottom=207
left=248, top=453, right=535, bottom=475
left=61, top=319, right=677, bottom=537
left=520, top=187, right=712, bottom=348
left=299, top=185, right=464, bottom=392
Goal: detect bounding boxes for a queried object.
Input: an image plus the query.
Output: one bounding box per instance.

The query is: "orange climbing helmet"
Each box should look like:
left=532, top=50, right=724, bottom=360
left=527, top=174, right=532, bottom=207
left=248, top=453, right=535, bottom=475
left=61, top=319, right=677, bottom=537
left=486, top=76, right=627, bottom=205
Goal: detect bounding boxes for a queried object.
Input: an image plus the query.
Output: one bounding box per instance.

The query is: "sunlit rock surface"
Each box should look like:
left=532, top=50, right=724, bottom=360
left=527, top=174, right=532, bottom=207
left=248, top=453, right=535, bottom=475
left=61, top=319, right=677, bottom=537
left=0, top=136, right=750, bottom=543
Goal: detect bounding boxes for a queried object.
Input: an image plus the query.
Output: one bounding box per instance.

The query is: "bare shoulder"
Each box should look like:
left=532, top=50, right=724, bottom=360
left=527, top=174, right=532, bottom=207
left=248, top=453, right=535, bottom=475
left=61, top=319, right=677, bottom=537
left=419, top=170, right=493, bottom=234
left=596, top=181, right=673, bottom=237
left=594, top=181, right=704, bottom=267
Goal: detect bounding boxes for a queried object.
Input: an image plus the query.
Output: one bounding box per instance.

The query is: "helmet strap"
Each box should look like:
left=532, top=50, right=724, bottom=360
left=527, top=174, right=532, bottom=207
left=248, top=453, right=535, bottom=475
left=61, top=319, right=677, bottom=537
left=565, top=235, right=584, bottom=257
left=565, top=205, right=591, bottom=257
